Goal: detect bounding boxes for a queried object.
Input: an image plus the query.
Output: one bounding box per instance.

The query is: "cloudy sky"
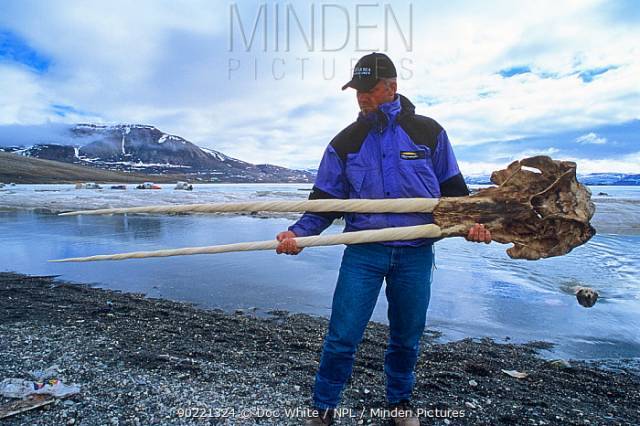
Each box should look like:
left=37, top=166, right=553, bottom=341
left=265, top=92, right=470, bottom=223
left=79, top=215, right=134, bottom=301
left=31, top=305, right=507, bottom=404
left=0, top=0, right=638, bottom=174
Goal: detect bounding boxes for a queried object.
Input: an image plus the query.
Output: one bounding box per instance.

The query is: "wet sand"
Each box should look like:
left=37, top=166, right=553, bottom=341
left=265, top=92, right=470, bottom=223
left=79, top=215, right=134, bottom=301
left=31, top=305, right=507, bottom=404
left=0, top=273, right=638, bottom=425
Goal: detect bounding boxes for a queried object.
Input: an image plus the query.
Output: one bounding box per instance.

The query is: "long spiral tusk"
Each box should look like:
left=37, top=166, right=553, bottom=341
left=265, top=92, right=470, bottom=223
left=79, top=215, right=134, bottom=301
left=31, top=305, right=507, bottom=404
left=49, top=224, right=464, bottom=263
left=58, top=198, right=439, bottom=216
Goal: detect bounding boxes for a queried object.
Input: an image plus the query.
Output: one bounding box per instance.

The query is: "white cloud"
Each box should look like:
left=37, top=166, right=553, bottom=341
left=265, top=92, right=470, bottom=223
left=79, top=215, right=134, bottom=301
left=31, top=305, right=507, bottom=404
left=0, top=65, right=50, bottom=124
left=568, top=152, right=640, bottom=174
left=575, top=132, right=607, bottom=144
left=459, top=151, right=640, bottom=176
left=458, top=160, right=510, bottom=177
left=0, top=0, right=638, bottom=170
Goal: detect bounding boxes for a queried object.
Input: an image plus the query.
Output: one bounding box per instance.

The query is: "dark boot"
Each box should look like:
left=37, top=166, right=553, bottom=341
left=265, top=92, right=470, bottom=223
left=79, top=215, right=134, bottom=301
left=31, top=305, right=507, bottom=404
left=303, top=407, right=334, bottom=425
left=388, top=400, right=420, bottom=426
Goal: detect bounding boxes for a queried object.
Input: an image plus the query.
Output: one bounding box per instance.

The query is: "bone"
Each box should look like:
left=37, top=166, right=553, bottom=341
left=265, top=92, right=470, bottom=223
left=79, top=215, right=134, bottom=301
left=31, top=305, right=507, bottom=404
left=432, top=156, right=596, bottom=259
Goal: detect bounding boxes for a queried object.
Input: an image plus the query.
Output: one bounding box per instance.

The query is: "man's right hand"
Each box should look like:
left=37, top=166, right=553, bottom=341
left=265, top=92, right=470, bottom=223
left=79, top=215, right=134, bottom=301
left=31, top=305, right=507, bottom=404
left=276, top=230, right=303, bottom=255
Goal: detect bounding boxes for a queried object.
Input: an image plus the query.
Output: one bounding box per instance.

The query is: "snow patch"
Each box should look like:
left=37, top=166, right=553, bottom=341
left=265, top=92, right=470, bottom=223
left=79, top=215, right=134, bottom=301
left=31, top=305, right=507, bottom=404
left=157, top=134, right=183, bottom=144
left=201, top=147, right=228, bottom=162
left=75, top=123, right=107, bottom=130
left=108, top=160, right=191, bottom=169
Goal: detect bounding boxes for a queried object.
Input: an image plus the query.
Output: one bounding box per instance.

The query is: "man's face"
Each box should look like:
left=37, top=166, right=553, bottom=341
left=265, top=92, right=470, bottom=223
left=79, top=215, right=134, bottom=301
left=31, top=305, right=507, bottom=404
left=357, top=80, right=397, bottom=114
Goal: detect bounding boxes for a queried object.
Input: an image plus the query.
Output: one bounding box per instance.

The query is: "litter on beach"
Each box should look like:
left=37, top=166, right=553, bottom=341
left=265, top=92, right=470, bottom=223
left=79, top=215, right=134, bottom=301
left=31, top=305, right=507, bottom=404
left=0, top=377, right=81, bottom=399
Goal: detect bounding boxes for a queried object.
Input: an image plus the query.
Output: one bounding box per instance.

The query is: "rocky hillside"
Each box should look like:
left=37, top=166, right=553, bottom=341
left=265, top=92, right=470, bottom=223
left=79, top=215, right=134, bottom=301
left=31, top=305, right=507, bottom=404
left=0, top=124, right=314, bottom=183
left=0, top=151, right=178, bottom=184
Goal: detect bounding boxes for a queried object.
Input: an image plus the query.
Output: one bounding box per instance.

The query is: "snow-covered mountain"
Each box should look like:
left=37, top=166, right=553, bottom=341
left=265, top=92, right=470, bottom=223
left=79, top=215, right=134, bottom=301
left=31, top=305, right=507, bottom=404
left=0, top=124, right=314, bottom=183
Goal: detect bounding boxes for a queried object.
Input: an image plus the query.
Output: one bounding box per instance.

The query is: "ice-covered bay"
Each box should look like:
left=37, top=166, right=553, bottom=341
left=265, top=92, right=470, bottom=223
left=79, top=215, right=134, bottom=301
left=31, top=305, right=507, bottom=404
left=0, top=183, right=312, bottom=214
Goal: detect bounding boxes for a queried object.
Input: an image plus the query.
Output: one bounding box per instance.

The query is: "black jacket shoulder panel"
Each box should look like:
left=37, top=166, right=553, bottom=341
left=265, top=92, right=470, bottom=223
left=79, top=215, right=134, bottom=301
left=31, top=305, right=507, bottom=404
left=396, top=94, right=443, bottom=151
left=397, top=114, right=443, bottom=152
left=329, top=120, right=371, bottom=163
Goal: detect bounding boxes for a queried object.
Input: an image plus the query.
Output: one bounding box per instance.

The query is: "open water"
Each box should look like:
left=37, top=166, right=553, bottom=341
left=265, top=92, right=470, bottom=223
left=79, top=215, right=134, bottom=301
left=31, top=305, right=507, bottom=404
left=1, top=183, right=638, bottom=362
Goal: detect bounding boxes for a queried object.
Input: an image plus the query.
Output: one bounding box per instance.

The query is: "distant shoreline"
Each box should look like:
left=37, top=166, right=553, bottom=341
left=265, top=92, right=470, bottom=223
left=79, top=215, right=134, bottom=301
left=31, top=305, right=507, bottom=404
left=0, top=152, right=313, bottom=185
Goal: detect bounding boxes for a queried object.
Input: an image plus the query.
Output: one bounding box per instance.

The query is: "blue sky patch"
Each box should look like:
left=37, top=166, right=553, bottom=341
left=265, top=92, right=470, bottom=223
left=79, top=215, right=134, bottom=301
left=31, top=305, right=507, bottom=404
left=0, top=30, right=51, bottom=73
left=415, top=95, right=440, bottom=106
left=478, top=91, right=497, bottom=99
left=455, top=119, right=640, bottom=164
left=498, top=65, right=531, bottom=78
left=51, top=104, right=90, bottom=117
left=578, top=66, right=617, bottom=83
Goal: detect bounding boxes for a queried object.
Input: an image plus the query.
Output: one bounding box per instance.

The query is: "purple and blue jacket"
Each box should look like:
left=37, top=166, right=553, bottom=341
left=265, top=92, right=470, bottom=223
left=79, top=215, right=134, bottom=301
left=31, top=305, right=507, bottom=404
left=289, top=94, right=469, bottom=246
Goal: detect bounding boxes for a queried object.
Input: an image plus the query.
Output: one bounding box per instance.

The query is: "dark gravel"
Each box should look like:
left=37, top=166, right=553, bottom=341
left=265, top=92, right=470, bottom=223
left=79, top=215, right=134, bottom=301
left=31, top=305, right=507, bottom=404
left=0, top=272, right=638, bottom=425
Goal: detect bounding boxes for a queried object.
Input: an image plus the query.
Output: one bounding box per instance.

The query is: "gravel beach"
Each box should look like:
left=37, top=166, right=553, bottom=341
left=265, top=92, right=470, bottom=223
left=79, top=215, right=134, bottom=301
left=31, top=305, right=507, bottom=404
left=0, top=272, right=638, bottom=425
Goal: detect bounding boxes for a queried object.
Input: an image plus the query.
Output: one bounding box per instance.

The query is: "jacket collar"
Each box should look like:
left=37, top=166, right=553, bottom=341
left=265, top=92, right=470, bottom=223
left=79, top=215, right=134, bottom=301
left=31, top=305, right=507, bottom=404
left=397, top=93, right=416, bottom=117
left=358, top=94, right=415, bottom=130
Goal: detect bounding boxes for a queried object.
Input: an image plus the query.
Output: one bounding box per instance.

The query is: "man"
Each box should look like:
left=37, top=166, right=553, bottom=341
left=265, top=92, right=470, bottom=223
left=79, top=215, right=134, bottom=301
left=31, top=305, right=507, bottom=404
left=276, top=53, right=491, bottom=426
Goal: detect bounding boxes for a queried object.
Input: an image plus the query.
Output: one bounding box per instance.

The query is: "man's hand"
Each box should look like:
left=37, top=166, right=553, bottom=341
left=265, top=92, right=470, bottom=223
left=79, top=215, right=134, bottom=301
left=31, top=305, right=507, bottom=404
left=466, top=223, right=491, bottom=244
left=276, top=230, right=303, bottom=255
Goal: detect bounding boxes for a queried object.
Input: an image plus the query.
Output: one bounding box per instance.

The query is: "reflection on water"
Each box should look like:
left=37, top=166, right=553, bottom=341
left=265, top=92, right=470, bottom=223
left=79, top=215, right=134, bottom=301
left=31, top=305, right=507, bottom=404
left=1, top=209, right=639, bottom=362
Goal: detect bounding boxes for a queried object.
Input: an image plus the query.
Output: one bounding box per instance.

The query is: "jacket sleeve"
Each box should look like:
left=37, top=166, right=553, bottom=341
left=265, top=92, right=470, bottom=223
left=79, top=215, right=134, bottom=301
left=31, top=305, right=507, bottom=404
left=433, top=130, right=470, bottom=197
left=288, top=145, right=349, bottom=237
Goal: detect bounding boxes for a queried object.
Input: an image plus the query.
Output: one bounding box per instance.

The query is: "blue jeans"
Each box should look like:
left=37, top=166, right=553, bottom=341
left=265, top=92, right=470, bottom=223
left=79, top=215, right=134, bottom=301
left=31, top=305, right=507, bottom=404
left=313, top=243, right=434, bottom=409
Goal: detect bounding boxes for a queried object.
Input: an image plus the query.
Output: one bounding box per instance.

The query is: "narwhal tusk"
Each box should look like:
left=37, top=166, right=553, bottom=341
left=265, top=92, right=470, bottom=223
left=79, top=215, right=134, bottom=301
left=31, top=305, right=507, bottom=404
left=49, top=224, right=460, bottom=263
left=58, top=198, right=439, bottom=216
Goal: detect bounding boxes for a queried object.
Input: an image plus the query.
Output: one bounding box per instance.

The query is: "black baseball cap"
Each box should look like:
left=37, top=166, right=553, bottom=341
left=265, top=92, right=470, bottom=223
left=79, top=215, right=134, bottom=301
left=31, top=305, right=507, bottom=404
left=341, top=53, right=397, bottom=91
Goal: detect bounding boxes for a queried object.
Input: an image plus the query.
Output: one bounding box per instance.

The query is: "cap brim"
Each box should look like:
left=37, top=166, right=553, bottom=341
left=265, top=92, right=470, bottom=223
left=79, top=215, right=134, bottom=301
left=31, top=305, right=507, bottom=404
left=341, top=78, right=379, bottom=92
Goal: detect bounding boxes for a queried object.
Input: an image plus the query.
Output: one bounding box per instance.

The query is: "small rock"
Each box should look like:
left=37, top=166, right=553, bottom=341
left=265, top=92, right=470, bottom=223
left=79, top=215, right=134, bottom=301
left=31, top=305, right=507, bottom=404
left=363, top=388, right=370, bottom=394
left=549, top=359, right=571, bottom=369
left=469, top=379, right=478, bottom=387
left=502, top=369, right=528, bottom=379
left=293, top=385, right=300, bottom=392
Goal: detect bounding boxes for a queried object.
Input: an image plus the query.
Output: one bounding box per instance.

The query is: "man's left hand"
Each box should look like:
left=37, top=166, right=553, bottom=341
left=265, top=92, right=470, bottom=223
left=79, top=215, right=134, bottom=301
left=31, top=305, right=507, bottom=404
left=466, top=223, right=491, bottom=244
